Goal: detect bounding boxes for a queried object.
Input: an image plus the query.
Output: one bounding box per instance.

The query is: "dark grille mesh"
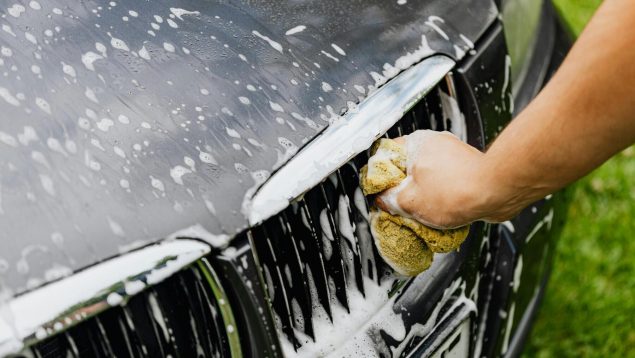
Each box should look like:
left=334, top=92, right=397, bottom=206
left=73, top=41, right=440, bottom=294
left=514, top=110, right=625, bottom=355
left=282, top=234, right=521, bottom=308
left=31, top=265, right=231, bottom=358
left=250, top=85, right=451, bottom=350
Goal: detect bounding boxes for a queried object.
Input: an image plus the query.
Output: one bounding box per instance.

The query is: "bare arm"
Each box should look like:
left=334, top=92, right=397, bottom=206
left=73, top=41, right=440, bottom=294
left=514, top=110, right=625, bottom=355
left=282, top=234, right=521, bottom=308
left=377, top=0, right=635, bottom=228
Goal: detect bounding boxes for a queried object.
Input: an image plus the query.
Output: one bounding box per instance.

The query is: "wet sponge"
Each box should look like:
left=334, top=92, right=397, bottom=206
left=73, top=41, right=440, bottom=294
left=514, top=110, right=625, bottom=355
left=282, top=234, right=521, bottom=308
left=360, top=138, right=470, bottom=276
left=370, top=209, right=434, bottom=276
left=360, top=139, right=407, bottom=195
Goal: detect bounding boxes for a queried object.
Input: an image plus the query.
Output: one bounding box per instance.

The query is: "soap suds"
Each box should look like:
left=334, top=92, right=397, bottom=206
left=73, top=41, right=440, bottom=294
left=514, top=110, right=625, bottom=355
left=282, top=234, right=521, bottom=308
left=252, top=31, right=283, bottom=53
left=285, top=25, right=306, bottom=36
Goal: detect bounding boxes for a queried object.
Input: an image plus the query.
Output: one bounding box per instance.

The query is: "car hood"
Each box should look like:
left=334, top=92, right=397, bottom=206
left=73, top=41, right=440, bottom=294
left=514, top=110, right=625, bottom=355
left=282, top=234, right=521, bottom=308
left=0, top=0, right=496, bottom=295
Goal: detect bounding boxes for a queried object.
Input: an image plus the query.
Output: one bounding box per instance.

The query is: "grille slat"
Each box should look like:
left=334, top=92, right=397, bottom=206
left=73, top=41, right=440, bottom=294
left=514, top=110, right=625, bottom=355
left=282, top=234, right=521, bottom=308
left=32, top=265, right=232, bottom=358
left=401, top=106, right=419, bottom=134
left=157, top=268, right=216, bottom=357
left=33, top=334, right=70, bottom=358
left=329, top=171, right=365, bottom=295
left=257, top=223, right=300, bottom=348
left=311, top=184, right=350, bottom=311
left=265, top=215, right=314, bottom=346
left=153, top=281, right=189, bottom=356
left=92, top=316, right=115, bottom=357
left=125, top=293, right=166, bottom=357
left=186, top=269, right=226, bottom=356
left=279, top=211, right=315, bottom=340
left=146, top=291, right=179, bottom=357
left=121, top=306, right=148, bottom=357
left=297, top=194, right=338, bottom=323
left=64, top=333, right=79, bottom=358
left=176, top=273, right=209, bottom=357
left=99, top=307, right=141, bottom=357
left=422, top=89, right=445, bottom=131
left=292, top=201, right=334, bottom=320
left=386, top=123, right=402, bottom=138
left=335, top=163, right=375, bottom=289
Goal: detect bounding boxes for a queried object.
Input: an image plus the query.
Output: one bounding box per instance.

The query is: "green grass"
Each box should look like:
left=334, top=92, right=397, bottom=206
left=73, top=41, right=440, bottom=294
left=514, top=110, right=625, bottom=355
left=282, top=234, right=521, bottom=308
left=552, top=0, right=602, bottom=35
left=524, top=147, right=635, bottom=357
left=524, top=1, right=635, bottom=356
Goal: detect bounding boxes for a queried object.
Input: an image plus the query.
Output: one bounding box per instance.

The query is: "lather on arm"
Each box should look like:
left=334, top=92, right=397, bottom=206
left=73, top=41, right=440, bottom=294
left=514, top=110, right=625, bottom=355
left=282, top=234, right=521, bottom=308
left=377, top=0, right=635, bottom=229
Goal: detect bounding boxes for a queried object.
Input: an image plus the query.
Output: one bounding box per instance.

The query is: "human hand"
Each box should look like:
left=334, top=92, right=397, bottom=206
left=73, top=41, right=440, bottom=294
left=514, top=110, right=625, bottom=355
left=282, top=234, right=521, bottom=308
left=375, top=130, right=520, bottom=229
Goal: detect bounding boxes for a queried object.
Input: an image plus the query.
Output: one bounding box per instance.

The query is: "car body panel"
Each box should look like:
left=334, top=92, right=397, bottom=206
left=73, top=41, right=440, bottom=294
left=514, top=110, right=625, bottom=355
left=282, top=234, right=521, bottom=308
left=501, top=0, right=544, bottom=95
left=0, top=1, right=574, bottom=357
left=0, top=0, right=497, bottom=296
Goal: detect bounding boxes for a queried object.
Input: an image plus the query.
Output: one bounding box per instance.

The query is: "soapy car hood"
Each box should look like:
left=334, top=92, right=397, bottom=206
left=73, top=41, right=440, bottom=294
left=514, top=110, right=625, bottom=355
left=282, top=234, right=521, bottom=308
left=0, top=0, right=496, bottom=295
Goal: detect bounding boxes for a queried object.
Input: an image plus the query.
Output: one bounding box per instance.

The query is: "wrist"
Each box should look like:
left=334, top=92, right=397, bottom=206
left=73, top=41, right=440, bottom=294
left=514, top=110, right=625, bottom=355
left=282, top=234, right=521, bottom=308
left=468, top=152, right=523, bottom=223
left=440, top=152, right=500, bottom=225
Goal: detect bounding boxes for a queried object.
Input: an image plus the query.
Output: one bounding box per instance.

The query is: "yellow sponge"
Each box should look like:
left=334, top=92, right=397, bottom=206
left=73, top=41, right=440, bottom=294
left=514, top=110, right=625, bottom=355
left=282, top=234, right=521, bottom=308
left=360, top=139, right=407, bottom=195
left=360, top=138, right=470, bottom=276
left=399, top=216, right=470, bottom=254
left=370, top=210, right=433, bottom=276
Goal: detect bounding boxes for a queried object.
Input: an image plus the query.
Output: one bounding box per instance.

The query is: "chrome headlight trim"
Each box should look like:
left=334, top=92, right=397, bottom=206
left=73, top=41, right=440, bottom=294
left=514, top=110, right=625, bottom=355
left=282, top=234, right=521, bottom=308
left=0, top=239, right=211, bottom=356
left=247, top=55, right=455, bottom=226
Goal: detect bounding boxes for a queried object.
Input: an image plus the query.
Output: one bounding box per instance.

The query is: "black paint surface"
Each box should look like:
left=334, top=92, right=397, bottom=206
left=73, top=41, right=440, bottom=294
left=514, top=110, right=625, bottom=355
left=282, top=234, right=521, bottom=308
left=0, top=0, right=496, bottom=295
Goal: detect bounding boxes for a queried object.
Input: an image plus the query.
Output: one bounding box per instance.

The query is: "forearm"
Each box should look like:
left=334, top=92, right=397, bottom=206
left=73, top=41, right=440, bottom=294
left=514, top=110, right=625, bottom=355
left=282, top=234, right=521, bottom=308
left=479, top=0, right=635, bottom=215
left=378, top=0, right=635, bottom=228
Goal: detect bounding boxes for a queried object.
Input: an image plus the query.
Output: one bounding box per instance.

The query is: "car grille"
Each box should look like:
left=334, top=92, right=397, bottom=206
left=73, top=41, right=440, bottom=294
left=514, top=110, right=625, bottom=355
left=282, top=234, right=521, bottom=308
left=31, top=263, right=233, bottom=358
left=249, top=83, right=453, bottom=352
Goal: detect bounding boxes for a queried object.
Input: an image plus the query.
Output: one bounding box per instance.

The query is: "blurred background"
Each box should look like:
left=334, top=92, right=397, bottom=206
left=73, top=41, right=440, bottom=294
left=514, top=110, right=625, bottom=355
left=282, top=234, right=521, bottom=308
left=523, top=1, right=635, bottom=356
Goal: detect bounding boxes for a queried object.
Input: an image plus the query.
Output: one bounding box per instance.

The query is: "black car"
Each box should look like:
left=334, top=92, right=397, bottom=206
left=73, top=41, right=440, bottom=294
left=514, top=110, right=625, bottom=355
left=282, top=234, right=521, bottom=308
left=0, top=0, right=572, bottom=356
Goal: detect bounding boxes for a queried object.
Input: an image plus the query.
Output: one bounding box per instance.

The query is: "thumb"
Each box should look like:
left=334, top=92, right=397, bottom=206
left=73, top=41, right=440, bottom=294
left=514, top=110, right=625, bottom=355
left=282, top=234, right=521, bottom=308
left=374, top=179, right=412, bottom=218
